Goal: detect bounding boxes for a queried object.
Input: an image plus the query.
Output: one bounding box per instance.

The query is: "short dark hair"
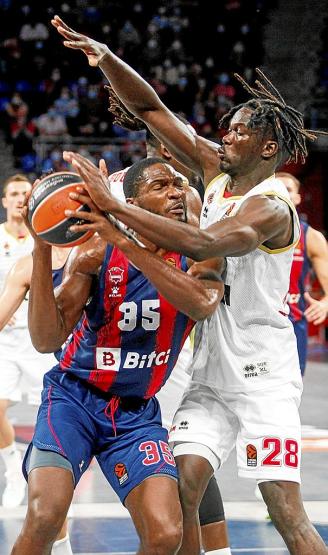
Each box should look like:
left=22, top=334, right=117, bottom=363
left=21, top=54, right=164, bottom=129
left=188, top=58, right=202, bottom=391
left=123, top=157, right=167, bottom=198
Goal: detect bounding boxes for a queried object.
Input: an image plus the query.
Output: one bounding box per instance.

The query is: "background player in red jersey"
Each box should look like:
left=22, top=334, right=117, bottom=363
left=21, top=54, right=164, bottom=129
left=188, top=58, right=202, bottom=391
left=11, top=158, right=224, bottom=555
left=277, top=172, right=328, bottom=375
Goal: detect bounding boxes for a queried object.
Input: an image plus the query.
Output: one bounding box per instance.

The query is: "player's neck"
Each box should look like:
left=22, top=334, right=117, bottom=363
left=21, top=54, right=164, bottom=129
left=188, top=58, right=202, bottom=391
left=4, top=217, right=29, bottom=240
left=227, top=166, right=275, bottom=195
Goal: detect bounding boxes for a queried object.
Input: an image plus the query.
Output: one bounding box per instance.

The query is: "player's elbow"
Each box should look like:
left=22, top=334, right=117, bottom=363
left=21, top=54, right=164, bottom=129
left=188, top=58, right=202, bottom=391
left=189, top=289, right=222, bottom=321
left=30, top=333, right=60, bottom=354
left=188, top=232, right=221, bottom=262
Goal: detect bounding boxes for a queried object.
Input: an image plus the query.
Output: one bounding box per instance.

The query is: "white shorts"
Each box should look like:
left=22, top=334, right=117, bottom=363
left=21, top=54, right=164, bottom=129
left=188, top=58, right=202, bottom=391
left=170, top=381, right=302, bottom=483
left=0, top=329, right=56, bottom=405
left=156, top=339, right=192, bottom=430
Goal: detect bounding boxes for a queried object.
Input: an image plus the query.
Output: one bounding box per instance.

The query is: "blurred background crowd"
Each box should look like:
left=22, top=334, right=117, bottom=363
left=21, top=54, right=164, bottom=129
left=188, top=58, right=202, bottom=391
left=0, top=0, right=327, bottom=230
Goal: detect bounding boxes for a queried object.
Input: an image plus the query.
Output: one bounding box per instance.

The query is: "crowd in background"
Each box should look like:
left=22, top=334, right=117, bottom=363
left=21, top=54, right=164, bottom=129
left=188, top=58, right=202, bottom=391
left=0, top=0, right=275, bottom=174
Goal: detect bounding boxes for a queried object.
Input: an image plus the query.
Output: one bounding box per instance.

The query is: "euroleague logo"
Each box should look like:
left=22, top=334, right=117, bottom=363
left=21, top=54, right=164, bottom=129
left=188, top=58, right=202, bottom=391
left=246, top=443, right=257, bottom=467
left=114, top=462, right=129, bottom=485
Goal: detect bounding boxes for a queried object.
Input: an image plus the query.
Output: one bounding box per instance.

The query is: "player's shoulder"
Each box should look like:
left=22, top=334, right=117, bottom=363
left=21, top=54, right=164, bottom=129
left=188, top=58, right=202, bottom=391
left=108, top=167, right=129, bottom=184
left=205, top=172, right=229, bottom=193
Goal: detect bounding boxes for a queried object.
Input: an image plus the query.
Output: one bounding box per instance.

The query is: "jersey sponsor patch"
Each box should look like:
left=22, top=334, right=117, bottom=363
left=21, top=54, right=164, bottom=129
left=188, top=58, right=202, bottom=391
left=96, top=347, right=171, bottom=371
left=243, top=361, right=270, bottom=379
left=96, top=347, right=121, bottom=371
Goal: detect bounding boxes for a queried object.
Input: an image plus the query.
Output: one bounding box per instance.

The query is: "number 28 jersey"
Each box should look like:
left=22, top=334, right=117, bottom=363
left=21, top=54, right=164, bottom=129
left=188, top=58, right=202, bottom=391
left=58, top=244, right=195, bottom=398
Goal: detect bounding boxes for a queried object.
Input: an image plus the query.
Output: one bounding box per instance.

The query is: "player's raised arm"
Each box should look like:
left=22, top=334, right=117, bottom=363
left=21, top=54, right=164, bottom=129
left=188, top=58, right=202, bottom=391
left=0, top=255, right=32, bottom=330
left=29, top=235, right=104, bottom=353
left=51, top=15, right=218, bottom=183
left=304, top=227, right=328, bottom=324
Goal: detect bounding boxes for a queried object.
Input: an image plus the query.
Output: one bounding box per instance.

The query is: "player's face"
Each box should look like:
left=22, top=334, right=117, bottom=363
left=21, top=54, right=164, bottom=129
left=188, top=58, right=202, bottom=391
left=135, top=164, right=187, bottom=222
left=2, top=181, right=31, bottom=219
left=218, top=108, right=266, bottom=176
left=279, top=177, right=301, bottom=207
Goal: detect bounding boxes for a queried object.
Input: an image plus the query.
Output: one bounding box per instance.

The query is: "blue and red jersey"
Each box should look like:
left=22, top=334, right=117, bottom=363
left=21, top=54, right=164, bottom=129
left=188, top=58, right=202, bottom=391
left=288, top=220, right=310, bottom=323
left=58, top=244, right=195, bottom=398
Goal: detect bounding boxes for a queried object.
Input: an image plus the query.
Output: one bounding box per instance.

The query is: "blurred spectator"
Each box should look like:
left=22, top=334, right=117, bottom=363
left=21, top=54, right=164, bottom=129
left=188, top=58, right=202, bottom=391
left=0, top=0, right=273, bottom=171
left=36, top=105, right=68, bottom=137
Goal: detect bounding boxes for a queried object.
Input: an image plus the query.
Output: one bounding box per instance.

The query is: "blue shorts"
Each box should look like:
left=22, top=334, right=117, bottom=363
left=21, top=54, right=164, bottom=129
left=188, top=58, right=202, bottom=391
left=23, top=369, right=178, bottom=503
left=293, top=318, right=307, bottom=376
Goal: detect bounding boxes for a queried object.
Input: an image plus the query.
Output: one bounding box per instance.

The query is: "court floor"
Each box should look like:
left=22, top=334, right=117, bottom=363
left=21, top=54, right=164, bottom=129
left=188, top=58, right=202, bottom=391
left=1, top=345, right=327, bottom=554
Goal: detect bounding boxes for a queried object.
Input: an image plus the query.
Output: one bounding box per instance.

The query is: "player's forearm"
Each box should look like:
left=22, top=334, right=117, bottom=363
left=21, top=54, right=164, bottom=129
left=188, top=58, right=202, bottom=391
left=116, top=238, right=219, bottom=320
left=29, top=245, right=66, bottom=352
left=107, top=201, right=258, bottom=260
left=99, top=51, right=162, bottom=118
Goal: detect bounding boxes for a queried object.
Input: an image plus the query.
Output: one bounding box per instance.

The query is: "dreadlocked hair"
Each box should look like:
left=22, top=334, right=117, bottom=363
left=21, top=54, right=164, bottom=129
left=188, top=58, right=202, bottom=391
left=219, top=68, right=328, bottom=165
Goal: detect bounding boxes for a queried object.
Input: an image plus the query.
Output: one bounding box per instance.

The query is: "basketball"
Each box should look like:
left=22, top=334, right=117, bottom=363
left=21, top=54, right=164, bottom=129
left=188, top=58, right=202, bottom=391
left=28, top=171, right=94, bottom=247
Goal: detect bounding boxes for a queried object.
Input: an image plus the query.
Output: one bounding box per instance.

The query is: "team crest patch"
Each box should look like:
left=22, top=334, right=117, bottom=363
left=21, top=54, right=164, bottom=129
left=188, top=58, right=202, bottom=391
left=207, top=192, right=214, bottom=204
left=114, top=462, right=129, bottom=485
left=108, top=266, right=124, bottom=297
left=246, top=444, right=257, bottom=467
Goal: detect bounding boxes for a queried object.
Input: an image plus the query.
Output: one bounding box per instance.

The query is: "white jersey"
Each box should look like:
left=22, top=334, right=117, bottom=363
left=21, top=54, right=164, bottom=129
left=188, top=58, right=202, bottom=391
left=0, top=223, right=34, bottom=330
left=108, top=168, right=129, bottom=201
left=190, top=173, right=302, bottom=393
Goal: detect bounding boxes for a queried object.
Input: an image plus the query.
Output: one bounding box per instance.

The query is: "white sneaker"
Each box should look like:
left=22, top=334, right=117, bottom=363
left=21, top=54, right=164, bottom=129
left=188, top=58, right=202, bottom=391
left=2, top=471, right=26, bottom=508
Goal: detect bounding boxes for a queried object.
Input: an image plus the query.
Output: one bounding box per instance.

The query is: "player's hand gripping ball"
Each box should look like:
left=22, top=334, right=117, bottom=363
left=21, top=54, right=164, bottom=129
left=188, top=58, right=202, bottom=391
left=28, top=171, right=94, bottom=247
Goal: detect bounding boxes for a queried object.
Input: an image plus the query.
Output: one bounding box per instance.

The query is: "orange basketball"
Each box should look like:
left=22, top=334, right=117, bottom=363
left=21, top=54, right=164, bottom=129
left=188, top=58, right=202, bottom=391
left=28, top=171, right=93, bottom=247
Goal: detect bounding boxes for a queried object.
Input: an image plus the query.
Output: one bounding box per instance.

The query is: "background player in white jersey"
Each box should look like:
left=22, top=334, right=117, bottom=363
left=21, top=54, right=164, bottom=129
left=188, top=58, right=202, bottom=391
left=0, top=173, right=35, bottom=508
left=106, top=108, right=230, bottom=553
left=52, top=16, right=328, bottom=554
left=0, top=246, right=73, bottom=555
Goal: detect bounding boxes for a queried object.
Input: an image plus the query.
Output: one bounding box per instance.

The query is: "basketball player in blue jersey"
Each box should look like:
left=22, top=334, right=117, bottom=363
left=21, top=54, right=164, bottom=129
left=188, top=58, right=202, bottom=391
left=11, top=158, right=224, bottom=555
left=52, top=15, right=328, bottom=555
left=277, top=172, right=328, bottom=375
left=106, top=91, right=230, bottom=555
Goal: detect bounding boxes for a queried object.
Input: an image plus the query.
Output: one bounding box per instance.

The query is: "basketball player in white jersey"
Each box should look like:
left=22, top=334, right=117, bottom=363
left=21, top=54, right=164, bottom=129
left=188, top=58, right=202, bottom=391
left=52, top=16, right=328, bottom=555
left=0, top=245, right=73, bottom=555
left=0, top=174, right=34, bottom=508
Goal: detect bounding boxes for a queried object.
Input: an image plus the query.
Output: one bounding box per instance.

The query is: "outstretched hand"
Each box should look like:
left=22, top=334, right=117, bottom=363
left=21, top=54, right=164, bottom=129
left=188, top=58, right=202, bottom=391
left=51, top=15, right=109, bottom=67
left=105, top=84, right=145, bottom=131
left=63, top=151, right=114, bottom=212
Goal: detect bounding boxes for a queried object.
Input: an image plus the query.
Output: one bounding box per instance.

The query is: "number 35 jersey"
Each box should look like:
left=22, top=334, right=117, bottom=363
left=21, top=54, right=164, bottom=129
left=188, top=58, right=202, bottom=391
left=190, top=173, right=303, bottom=393
left=59, top=244, right=195, bottom=398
